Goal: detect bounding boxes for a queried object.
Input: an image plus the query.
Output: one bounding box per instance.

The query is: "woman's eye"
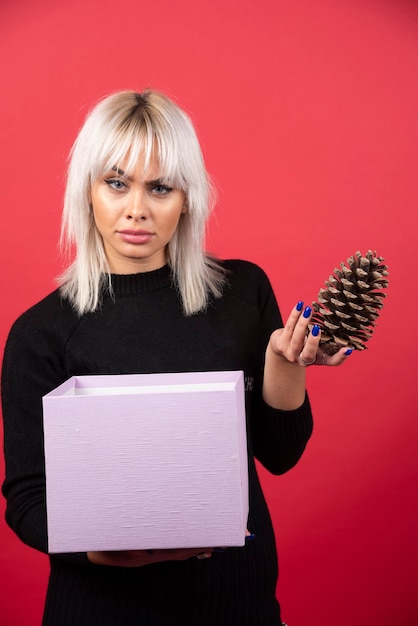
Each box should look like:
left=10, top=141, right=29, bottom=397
left=151, top=184, right=173, bottom=195
left=104, top=178, right=127, bottom=191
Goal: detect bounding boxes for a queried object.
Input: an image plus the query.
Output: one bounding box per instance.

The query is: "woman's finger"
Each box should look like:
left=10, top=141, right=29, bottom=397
left=316, top=347, right=353, bottom=366
left=280, top=302, right=314, bottom=352
left=298, top=323, right=321, bottom=366
left=280, top=301, right=306, bottom=341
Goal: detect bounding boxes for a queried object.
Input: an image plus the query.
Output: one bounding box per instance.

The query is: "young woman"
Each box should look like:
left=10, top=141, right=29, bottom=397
left=1, top=90, right=351, bottom=626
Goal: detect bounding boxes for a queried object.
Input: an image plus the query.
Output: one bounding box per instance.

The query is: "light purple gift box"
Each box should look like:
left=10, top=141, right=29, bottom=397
left=42, top=371, right=248, bottom=553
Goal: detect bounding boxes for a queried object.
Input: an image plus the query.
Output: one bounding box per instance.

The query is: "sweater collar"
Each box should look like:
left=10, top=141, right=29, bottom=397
left=108, top=265, right=173, bottom=296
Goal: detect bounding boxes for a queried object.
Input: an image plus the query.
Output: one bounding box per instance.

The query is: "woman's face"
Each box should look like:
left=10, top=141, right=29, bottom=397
left=90, top=155, right=186, bottom=274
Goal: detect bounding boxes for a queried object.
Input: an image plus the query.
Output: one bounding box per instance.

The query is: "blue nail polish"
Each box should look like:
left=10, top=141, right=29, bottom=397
left=311, top=324, right=320, bottom=337
left=303, top=306, right=312, bottom=319
left=245, top=533, right=256, bottom=542
left=344, top=348, right=353, bottom=356
left=146, top=549, right=155, bottom=555
left=213, top=547, right=226, bottom=553
left=296, top=301, right=303, bottom=312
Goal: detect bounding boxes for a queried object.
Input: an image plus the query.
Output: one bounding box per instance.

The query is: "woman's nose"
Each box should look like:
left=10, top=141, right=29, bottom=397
left=126, top=189, right=149, bottom=220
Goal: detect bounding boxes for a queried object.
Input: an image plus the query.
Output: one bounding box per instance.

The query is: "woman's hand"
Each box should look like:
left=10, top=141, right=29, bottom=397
left=87, top=530, right=254, bottom=568
left=87, top=547, right=214, bottom=568
left=263, top=301, right=352, bottom=410
left=269, top=301, right=352, bottom=368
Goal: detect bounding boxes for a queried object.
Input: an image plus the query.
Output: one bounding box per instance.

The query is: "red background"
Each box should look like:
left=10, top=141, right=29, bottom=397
left=1, top=0, right=417, bottom=624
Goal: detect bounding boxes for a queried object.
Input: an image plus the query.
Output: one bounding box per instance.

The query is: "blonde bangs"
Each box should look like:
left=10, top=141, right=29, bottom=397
left=90, top=98, right=188, bottom=191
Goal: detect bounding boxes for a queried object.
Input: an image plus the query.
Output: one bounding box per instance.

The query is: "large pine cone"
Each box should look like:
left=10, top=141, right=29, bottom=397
left=310, top=250, right=389, bottom=355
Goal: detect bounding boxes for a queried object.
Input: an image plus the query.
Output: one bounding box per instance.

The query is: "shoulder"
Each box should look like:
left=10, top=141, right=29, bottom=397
left=222, top=258, right=271, bottom=280
left=221, top=259, right=274, bottom=294
left=5, top=288, right=79, bottom=351
left=1, top=290, right=85, bottom=418
left=9, top=288, right=75, bottom=328
left=211, top=258, right=283, bottom=334
left=217, top=259, right=280, bottom=317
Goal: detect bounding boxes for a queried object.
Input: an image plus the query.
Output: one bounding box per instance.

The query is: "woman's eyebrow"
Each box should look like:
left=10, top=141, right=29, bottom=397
left=146, top=178, right=167, bottom=185
left=110, top=168, right=169, bottom=187
left=111, top=166, right=132, bottom=180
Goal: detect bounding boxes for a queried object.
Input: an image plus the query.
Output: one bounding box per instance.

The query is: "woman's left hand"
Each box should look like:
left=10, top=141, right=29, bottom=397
left=269, top=301, right=352, bottom=368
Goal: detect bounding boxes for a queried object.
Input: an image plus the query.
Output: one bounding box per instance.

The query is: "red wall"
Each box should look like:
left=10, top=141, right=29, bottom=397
left=1, top=1, right=417, bottom=624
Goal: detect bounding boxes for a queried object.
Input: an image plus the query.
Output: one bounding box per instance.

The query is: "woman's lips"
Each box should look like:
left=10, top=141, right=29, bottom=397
left=118, top=230, right=154, bottom=244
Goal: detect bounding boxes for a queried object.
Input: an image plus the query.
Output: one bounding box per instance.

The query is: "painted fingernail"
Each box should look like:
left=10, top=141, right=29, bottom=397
left=213, top=547, right=226, bottom=553
left=245, top=533, right=256, bottom=542
left=146, top=549, right=155, bottom=555
left=344, top=349, right=353, bottom=356
left=296, top=301, right=304, bottom=312
left=311, top=324, right=320, bottom=337
left=303, top=306, right=312, bottom=319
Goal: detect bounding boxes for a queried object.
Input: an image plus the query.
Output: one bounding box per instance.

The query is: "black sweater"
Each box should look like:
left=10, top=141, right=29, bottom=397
left=1, top=260, right=313, bottom=626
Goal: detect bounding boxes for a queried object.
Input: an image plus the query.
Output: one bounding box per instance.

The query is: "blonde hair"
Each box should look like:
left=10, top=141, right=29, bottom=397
left=59, top=89, right=226, bottom=315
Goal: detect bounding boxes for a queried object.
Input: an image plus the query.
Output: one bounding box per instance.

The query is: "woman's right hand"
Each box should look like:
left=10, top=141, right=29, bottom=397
left=87, top=530, right=253, bottom=567
left=87, top=547, right=213, bottom=568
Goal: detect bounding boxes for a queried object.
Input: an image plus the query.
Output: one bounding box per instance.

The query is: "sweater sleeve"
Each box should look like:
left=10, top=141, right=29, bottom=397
left=247, top=264, right=314, bottom=475
left=1, top=300, right=89, bottom=565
